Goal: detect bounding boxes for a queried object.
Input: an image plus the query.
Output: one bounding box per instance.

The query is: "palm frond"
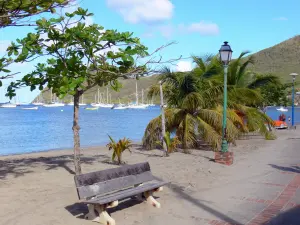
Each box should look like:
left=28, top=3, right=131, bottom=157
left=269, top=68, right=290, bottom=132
left=182, top=92, right=204, bottom=112
left=247, top=74, right=280, bottom=89
left=197, top=117, right=222, bottom=150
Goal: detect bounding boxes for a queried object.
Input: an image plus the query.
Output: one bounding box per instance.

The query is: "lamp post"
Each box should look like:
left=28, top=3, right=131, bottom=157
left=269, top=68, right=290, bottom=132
left=219, top=41, right=233, bottom=153
left=290, top=73, right=298, bottom=128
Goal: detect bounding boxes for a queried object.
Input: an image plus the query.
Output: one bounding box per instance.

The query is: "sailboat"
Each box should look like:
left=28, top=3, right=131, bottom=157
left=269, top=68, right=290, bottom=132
left=276, top=106, right=288, bottom=112
left=0, top=102, right=17, bottom=108
left=43, top=89, right=65, bottom=107
left=33, top=95, right=44, bottom=106
left=79, top=94, right=87, bottom=106
left=22, top=106, right=38, bottom=110
left=127, top=82, right=148, bottom=109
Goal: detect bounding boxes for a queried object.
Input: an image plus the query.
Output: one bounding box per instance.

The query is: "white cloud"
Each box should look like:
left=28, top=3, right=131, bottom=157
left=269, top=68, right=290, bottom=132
left=179, top=21, right=219, bottom=35
left=273, top=17, right=288, bottom=21
left=0, top=40, right=11, bottom=53
left=176, top=61, right=192, bottom=72
left=106, top=0, right=174, bottom=24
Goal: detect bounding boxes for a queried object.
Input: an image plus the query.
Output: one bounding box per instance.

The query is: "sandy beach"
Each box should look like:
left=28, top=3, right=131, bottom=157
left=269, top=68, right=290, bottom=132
left=1, top=129, right=300, bottom=225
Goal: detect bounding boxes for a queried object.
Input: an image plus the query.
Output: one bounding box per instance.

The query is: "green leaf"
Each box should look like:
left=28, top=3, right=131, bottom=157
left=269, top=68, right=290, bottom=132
left=2, top=68, right=11, bottom=73
left=30, top=85, right=36, bottom=91
left=0, top=80, right=2, bottom=87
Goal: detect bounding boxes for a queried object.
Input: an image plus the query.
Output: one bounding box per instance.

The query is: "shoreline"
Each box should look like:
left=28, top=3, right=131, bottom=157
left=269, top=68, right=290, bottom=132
left=1, top=129, right=299, bottom=225
left=0, top=140, right=142, bottom=157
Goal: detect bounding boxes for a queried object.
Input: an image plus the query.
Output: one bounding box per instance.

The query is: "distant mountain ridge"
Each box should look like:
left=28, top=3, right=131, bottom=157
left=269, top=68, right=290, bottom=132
left=250, top=35, right=300, bottom=82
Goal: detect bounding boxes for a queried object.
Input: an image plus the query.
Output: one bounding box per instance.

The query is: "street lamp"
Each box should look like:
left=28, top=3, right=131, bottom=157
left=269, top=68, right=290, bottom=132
left=290, top=73, right=298, bottom=128
left=219, top=41, right=233, bottom=152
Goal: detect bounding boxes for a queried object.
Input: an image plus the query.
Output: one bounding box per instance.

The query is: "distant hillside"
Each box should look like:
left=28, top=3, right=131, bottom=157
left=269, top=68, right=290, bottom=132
left=250, top=35, right=300, bottom=82
left=34, top=75, right=159, bottom=104
left=34, top=35, right=300, bottom=103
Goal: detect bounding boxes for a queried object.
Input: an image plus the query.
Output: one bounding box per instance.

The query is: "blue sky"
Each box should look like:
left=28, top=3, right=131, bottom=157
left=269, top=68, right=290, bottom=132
left=0, top=0, right=299, bottom=103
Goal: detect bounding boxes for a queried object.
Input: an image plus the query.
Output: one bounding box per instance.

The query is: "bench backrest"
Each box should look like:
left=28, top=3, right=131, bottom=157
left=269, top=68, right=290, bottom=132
left=74, top=162, right=154, bottom=200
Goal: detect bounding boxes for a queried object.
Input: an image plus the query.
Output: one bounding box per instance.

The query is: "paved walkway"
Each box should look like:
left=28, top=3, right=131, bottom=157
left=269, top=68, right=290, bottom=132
left=180, top=131, right=300, bottom=225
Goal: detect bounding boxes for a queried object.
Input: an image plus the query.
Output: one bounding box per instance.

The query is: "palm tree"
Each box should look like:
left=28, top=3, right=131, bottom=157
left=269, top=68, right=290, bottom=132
left=143, top=68, right=243, bottom=152
left=143, top=51, right=277, bottom=152
left=194, top=52, right=277, bottom=139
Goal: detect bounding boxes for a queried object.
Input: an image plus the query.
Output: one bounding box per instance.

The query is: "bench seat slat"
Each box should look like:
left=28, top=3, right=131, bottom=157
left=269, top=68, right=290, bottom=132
left=77, top=171, right=154, bottom=199
left=82, top=180, right=169, bottom=205
left=74, top=162, right=150, bottom=187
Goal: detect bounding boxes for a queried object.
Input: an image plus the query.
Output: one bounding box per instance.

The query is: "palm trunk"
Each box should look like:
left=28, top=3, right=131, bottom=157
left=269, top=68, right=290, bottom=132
left=183, top=115, right=189, bottom=153
left=73, top=91, right=82, bottom=174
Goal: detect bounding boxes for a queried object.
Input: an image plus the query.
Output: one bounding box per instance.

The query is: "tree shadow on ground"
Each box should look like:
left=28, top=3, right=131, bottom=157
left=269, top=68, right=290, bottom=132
left=0, top=154, right=110, bottom=179
left=269, top=164, right=300, bottom=173
left=265, top=206, right=300, bottom=225
left=65, top=198, right=144, bottom=220
left=154, top=176, right=243, bottom=224
left=131, top=144, right=164, bottom=158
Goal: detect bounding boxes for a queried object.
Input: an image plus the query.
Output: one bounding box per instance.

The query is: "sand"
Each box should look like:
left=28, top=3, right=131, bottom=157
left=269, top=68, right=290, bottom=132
left=0, top=129, right=299, bottom=225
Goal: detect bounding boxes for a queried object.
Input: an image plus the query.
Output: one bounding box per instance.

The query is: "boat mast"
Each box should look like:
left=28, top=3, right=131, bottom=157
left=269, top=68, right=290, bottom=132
left=110, top=94, right=112, bottom=104
left=136, top=81, right=138, bottom=105
left=106, top=87, right=109, bottom=104
left=50, top=88, right=52, bottom=103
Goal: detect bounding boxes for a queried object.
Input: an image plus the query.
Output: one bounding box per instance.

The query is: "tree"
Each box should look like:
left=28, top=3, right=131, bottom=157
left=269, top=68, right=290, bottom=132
left=0, top=0, right=71, bottom=27
left=259, top=83, right=292, bottom=107
left=107, top=135, right=132, bottom=165
left=144, top=68, right=243, bottom=152
left=6, top=9, right=178, bottom=174
left=143, top=53, right=277, bottom=152
left=0, top=0, right=73, bottom=86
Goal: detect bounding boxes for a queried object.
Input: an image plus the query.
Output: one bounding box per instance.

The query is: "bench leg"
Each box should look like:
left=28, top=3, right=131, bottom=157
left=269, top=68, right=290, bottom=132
left=144, top=191, right=161, bottom=208
left=94, top=205, right=116, bottom=225
left=85, top=204, right=99, bottom=221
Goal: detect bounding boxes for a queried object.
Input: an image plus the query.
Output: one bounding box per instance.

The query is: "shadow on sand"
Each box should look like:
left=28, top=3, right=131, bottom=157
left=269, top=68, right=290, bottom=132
left=269, top=164, right=300, bottom=174
left=0, top=154, right=110, bottom=179
left=265, top=206, right=300, bottom=225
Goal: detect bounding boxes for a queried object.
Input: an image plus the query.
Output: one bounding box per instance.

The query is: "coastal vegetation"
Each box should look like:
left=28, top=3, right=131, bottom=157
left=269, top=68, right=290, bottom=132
left=5, top=8, right=178, bottom=174
left=0, top=0, right=72, bottom=86
left=5, top=9, right=150, bottom=174
left=107, top=136, right=132, bottom=165
left=143, top=53, right=278, bottom=152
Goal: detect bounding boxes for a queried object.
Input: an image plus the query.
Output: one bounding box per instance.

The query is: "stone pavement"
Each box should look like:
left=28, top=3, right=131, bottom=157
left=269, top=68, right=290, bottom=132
left=181, top=132, right=300, bottom=225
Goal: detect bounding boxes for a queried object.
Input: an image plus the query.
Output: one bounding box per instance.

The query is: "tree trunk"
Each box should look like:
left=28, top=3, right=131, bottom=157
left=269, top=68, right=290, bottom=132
left=118, top=154, right=122, bottom=165
left=159, top=81, right=168, bottom=156
left=73, top=92, right=82, bottom=175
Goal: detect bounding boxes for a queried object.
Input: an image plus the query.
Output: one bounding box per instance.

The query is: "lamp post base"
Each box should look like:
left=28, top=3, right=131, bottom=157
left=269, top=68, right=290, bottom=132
left=215, top=151, right=234, bottom=166
left=221, top=139, right=228, bottom=153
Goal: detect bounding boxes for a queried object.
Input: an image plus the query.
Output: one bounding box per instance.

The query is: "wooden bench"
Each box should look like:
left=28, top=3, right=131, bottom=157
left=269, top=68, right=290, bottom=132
left=74, top=162, right=168, bottom=225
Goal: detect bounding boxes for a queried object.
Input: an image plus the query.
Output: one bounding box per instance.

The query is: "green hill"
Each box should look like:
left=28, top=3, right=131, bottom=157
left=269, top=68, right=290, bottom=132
left=35, top=75, right=159, bottom=104
left=34, top=35, right=300, bottom=103
left=249, top=35, right=300, bottom=83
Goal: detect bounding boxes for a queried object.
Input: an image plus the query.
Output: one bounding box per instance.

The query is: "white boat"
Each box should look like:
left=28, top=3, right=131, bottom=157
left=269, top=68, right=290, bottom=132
left=276, top=106, right=288, bottom=112
left=0, top=103, right=17, bottom=108
left=44, top=102, right=65, bottom=107
left=43, top=88, right=65, bottom=107
left=68, top=102, right=74, bottom=106
left=32, top=102, right=44, bottom=106
left=79, top=94, right=87, bottom=106
left=22, top=106, right=38, bottom=110
left=127, top=104, right=147, bottom=109
left=113, top=104, right=128, bottom=110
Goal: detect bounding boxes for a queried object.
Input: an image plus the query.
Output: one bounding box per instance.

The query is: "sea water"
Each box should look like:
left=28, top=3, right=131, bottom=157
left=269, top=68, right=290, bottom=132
left=0, top=106, right=299, bottom=155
